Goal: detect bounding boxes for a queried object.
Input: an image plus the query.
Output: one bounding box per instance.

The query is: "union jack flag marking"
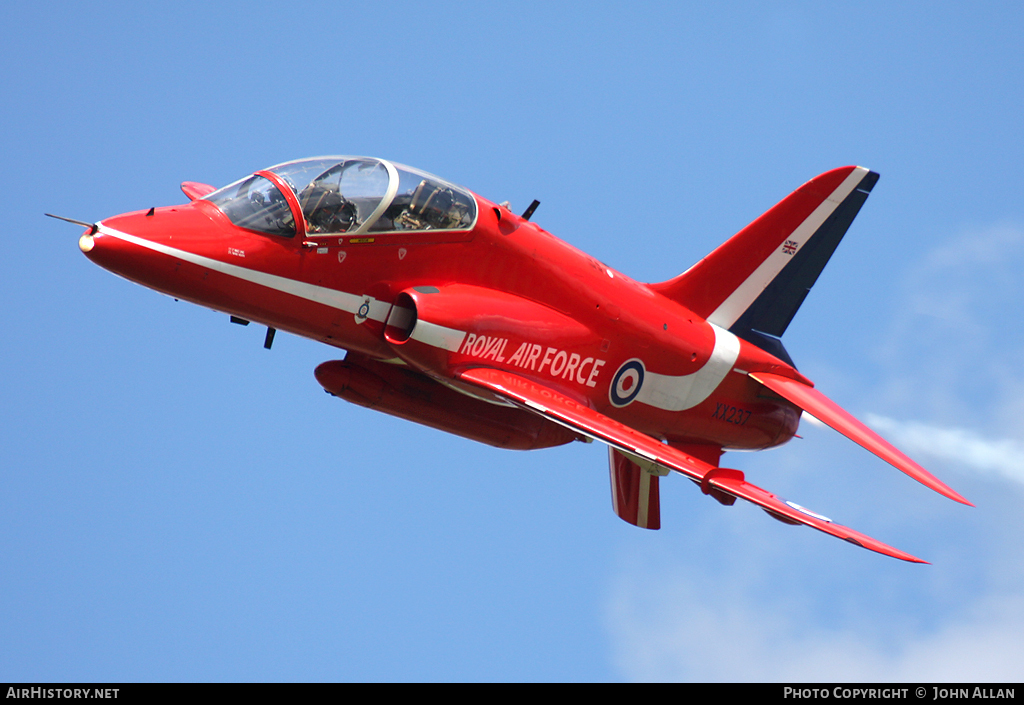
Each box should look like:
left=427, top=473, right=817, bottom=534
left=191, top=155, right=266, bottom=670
left=782, top=240, right=798, bottom=255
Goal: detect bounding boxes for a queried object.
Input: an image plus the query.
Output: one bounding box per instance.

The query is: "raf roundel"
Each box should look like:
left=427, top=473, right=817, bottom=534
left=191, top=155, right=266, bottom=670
left=609, top=358, right=645, bottom=407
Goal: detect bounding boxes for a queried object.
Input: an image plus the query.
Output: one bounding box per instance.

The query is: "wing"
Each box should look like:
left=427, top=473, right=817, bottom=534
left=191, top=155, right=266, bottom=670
left=457, top=366, right=927, bottom=563
left=750, top=372, right=971, bottom=506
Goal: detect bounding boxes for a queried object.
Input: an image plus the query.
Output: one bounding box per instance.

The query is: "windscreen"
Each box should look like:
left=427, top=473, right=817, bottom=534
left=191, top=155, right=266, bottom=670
left=203, top=175, right=295, bottom=237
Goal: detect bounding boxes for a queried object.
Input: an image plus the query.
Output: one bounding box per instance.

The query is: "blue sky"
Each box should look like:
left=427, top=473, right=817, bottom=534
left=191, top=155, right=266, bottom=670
left=3, top=1, right=1024, bottom=681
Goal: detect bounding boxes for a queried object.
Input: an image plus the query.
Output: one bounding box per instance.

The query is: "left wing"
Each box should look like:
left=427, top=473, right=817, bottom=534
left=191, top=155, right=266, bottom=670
left=457, top=367, right=927, bottom=563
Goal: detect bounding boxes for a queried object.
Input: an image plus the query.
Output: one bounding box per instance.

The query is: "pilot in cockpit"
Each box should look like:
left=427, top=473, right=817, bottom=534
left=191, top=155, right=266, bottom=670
left=299, top=181, right=357, bottom=234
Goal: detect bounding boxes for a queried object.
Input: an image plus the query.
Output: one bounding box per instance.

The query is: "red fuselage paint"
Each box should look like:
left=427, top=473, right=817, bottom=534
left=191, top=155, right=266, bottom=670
left=82, top=177, right=802, bottom=452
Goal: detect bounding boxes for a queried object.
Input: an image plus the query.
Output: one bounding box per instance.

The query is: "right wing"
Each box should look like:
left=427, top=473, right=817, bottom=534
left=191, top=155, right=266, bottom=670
left=457, top=366, right=927, bottom=563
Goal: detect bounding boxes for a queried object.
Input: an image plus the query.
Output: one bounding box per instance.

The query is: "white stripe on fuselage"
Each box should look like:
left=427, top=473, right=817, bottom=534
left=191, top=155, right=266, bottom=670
left=707, top=167, right=868, bottom=329
left=411, top=320, right=467, bottom=352
left=635, top=323, right=740, bottom=411
left=98, top=224, right=731, bottom=412
left=99, top=225, right=376, bottom=318
left=100, top=225, right=469, bottom=349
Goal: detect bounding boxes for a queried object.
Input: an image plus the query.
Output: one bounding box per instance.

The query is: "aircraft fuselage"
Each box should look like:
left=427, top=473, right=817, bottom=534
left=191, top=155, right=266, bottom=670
left=83, top=186, right=799, bottom=454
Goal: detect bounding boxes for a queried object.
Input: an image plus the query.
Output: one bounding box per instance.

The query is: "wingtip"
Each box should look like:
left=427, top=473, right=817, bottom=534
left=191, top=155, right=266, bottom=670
left=932, top=481, right=973, bottom=507
left=871, top=543, right=929, bottom=564
left=844, top=534, right=928, bottom=564
left=886, top=550, right=929, bottom=564
left=904, top=470, right=973, bottom=508
left=894, top=545, right=931, bottom=564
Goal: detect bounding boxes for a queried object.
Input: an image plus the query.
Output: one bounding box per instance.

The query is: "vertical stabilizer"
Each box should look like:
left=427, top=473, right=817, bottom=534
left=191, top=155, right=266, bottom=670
left=651, top=166, right=879, bottom=364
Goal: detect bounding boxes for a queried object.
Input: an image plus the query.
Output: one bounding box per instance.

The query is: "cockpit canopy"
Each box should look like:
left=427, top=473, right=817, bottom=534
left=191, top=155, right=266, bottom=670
left=203, top=157, right=478, bottom=238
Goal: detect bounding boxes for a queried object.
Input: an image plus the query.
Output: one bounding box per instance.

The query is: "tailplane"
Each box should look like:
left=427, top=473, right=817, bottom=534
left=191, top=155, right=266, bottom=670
left=750, top=371, right=972, bottom=506
left=651, top=166, right=879, bottom=365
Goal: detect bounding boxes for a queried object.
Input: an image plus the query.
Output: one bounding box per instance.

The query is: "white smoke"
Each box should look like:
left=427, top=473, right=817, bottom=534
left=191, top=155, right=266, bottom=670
left=865, top=414, right=1024, bottom=487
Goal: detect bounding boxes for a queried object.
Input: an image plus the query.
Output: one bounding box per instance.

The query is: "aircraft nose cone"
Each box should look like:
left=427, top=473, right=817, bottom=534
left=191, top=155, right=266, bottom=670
left=78, top=222, right=161, bottom=289
left=79, top=228, right=117, bottom=266
left=79, top=232, right=95, bottom=253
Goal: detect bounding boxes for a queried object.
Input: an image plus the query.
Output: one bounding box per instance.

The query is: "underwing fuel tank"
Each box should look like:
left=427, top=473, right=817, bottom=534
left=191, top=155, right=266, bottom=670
left=314, top=357, right=582, bottom=450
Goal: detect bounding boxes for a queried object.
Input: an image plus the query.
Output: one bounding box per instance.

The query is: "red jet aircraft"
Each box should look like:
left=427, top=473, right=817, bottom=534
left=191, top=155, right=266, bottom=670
left=54, top=157, right=971, bottom=562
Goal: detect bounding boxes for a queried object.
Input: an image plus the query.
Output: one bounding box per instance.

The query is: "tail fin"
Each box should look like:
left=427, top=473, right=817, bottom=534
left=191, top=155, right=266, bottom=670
left=651, top=166, right=879, bottom=364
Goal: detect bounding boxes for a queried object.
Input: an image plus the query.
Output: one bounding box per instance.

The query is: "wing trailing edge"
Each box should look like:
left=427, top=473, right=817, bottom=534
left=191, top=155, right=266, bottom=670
left=457, top=367, right=927, bottom=563
left=750, top=372, right=971, bottom=506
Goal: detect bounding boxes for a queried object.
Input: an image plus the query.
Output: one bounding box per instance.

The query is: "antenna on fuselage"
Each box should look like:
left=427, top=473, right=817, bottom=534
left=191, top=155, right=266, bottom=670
left=229, top=315, right=275, bottom=350
left=520, top=200, right=540, bottom=221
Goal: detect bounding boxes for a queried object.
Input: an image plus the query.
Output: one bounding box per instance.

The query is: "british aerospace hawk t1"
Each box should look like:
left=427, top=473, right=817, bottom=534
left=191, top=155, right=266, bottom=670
left=51, top=158, right=970, bottom=562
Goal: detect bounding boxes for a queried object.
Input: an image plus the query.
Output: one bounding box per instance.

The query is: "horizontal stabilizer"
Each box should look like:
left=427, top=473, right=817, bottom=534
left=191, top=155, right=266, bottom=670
left=457, top=366, right=927, bottom=562
left=750, top=372, right=971, bottom=506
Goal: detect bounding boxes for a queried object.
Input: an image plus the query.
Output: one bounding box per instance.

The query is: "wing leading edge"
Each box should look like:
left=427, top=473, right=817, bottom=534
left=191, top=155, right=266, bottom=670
left=457, top=367, right=927, bottom=563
